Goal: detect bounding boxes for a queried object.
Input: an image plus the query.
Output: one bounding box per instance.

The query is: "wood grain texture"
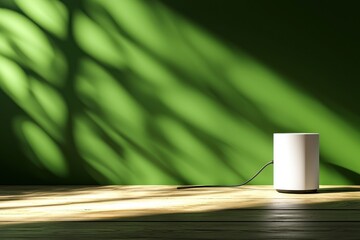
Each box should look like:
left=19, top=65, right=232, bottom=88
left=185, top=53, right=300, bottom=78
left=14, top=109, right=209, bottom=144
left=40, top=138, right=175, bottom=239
left=0, top=185, right=359, bottom=239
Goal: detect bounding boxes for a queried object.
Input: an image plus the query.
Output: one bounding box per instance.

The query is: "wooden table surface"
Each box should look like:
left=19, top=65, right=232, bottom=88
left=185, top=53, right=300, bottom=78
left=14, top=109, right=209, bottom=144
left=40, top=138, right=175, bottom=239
left=0, top=185, right=359, bottom=239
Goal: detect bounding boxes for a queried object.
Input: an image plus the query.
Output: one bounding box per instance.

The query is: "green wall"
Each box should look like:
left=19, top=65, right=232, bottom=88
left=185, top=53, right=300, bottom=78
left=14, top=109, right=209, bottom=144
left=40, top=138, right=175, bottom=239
left=0, top=0, right=359, bottom=184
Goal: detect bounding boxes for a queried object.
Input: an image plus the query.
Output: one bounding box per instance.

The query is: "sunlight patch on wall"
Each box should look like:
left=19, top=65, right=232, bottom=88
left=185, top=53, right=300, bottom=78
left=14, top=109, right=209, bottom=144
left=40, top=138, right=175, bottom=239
left=0, top=56, right=29, bottom=101
left=30, top=78, right=68, bottom=129
left=76, top=59, right=145, bottom=139
left=0, top=8, right=66, bottom=86
left=72, top=0, right=360, bottom=183
left=74, top=114, right=132, bottom=184
left=73, top=11, right=125, bottom=68
left=227, top=58, right=360, bottom=173
left=0, top=56, right=65, bottom=141
left=15, top=119, right=68, bottom=177
left=15, top=0, right=68, bottom=39
left=0, top=0, right=358, bottom=184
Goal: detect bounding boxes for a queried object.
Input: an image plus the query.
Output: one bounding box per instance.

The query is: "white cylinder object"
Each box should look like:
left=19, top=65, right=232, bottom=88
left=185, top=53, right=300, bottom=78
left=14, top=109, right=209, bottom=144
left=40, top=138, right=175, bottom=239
left=273, top=133, right=319, bottom=193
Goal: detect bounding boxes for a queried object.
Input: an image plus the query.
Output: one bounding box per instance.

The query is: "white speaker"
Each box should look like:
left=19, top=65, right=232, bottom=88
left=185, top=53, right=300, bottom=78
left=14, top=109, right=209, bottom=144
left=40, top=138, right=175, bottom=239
left=273, top=133, right=319, bottom=193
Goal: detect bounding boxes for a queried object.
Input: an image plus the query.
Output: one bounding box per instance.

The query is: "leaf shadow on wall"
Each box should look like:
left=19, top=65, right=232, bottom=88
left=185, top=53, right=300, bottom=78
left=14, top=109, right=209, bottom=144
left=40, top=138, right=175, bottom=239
left=0, top=0, right=359, bottom=184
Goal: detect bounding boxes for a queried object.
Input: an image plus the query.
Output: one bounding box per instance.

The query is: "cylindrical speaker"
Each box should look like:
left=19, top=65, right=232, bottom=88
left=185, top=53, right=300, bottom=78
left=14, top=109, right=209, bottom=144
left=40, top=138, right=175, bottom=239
left=273, top=133, right=319, bottom=193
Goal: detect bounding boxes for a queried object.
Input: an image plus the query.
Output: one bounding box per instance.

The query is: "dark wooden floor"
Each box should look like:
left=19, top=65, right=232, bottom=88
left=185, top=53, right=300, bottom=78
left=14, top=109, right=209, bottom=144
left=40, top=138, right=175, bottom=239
left=0, top=185, right=359, bottom=239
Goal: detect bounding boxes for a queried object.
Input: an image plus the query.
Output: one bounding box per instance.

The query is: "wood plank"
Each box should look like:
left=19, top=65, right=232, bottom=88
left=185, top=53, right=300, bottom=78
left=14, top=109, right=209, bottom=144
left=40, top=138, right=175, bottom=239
left=0, top=185, right=359, bottom=239
left=0, top=222, right=359, bottom=240
left=1, top=209, right=360, bottom=222
left=0, top=185, right=359, bottom=223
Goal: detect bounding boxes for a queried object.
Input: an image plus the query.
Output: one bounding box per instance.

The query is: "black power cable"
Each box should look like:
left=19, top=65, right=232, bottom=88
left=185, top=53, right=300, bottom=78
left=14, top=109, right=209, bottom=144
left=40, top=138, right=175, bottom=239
left=177, top=160, right=273, bottom=189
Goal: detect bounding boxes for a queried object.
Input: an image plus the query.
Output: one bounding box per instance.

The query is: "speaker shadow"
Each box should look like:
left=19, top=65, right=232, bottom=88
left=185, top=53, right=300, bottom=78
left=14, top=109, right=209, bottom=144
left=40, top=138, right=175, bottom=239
left=318, top=186, right=360, bottom=194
